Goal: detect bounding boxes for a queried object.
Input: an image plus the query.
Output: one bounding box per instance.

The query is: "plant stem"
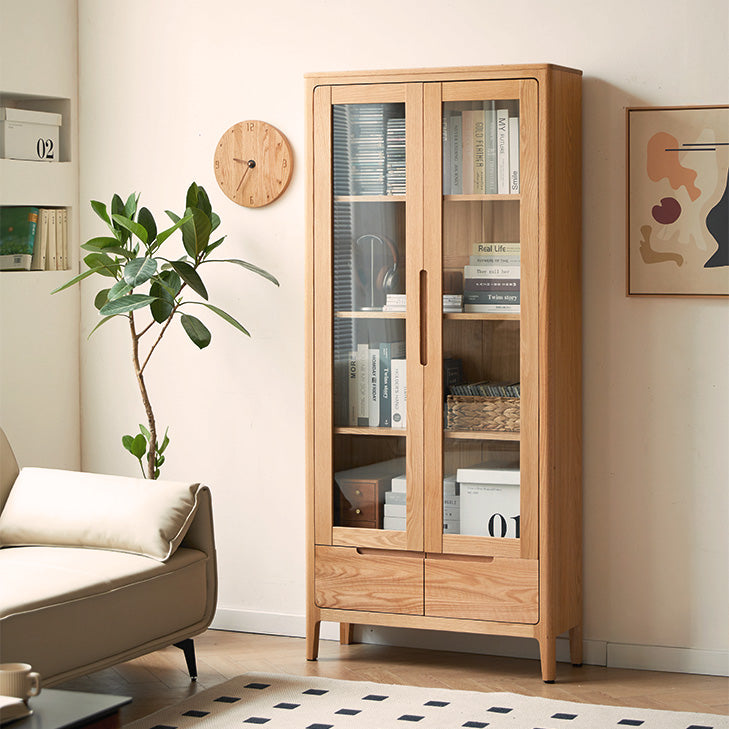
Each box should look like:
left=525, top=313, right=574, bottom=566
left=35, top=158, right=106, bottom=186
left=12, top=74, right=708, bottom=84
left=129, top=311, right=157, bottom=479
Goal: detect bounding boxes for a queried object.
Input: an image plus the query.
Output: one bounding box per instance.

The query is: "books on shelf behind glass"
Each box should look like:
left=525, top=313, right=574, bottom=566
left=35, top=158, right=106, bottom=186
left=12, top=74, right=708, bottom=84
left=0, top=205, right=69, bottom=271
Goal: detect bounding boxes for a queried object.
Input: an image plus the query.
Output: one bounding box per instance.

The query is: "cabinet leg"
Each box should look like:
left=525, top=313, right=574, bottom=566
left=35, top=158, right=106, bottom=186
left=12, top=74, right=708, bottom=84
left=306, top=618, right=321, bottom=661
left=340, top=623, right=355, bottom=645
left=569, top=624, right=583, bottom=667
left=538, top=635, right=557, bottom=683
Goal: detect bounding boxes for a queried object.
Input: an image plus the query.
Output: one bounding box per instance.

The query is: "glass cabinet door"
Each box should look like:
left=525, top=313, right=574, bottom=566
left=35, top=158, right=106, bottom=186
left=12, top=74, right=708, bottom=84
left=312, top=84, right=424, bottom=552
left=423, top=80, right=539, bottom=560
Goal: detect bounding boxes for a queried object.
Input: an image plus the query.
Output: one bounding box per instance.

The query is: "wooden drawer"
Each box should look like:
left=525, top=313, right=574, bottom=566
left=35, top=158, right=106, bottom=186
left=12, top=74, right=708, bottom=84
left=425, top=555, right=538, bottom=624
left=315, top=546, right=424, bottom=615
left=337, top=481, right=382, bottom=528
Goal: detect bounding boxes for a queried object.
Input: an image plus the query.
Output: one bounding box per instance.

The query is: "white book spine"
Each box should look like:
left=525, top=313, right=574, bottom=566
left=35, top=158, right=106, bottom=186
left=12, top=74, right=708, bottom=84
left=368, top=348, right=380, bottom=426
left=483, top=104, right=497, bottom=194
left=461, top=110, right=475, bottom=195
left=356, top=344, right=369, bottom=426
left=463, top=265, right=521, bottom=279
left=449, top=114, right=462, bottom=194
left=496, top=108, right=510, bottom=194
left=348, top=351, right=358, bottom=426
left=509, top=116, right=520, bottom=193
left=391, top=358, right=407, bottom=428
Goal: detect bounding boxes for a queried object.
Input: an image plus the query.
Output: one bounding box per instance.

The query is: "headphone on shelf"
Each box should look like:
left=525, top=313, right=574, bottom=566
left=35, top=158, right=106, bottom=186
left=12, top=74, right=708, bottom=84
left=354, top=234, right=402, bottom=308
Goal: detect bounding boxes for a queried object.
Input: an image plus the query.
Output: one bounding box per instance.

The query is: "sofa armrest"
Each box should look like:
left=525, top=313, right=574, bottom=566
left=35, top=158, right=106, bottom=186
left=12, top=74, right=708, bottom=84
left=181, top=485, right=215, bottom=556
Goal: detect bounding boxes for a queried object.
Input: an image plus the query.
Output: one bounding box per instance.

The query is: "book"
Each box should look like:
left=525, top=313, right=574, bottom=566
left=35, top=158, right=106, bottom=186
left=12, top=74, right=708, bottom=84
left=463, top=265, right=520, bottom=279
left=0, top=695, right=32, bottom=724
left=472, top=110, right=485, bottom=193
left=356, top=344, right=369, bottom=426
left=46, top=207, right=57, bottom=270
left=379, top=341, right=405, bottom=427
left=469, top=254, right=520, bottom=266
left=31, top=208, right=49, bottom=269
left=464, top=291, right=520, bottom=304
left=442, top=114, right=451, bottom=194
left=483, top=102, right=497, bottom=193
left=449, top=113, right=462, bottom=194
left=368, top=347, right=380, bottom=426
left=509, top=115, right=520, bottom=193
left=463, top=279, right=520, bottom=292
left=348, top=351, right=358, bottom=426
left=496, top=108, right=510, bottom=193
left=391, top=358, right=407, bottom=428
left=461, top=110, right=475, bottom=194
left=472, top=241, right=520, bottom=255
left=464, top=303, right=520, bottom=313
left=0, top=205, right=38, bottom=270
left=59, top=207, right=68, bottom=270
left=443, top=358, right=463, bottom=395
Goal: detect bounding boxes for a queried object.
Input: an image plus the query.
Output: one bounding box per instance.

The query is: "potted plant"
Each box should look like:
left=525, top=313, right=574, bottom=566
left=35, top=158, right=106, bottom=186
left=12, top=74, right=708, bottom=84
left=54, top=182, right=278, bottom=479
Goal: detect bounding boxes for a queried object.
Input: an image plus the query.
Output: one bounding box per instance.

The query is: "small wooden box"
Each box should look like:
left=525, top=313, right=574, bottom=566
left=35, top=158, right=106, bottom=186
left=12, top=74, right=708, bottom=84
left=335, top=477, right=389, bottom=528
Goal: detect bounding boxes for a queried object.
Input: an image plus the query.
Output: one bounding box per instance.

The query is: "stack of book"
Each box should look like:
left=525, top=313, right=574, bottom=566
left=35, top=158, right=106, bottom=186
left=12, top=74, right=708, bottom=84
left=0, top=206, right=69, bottom=271
left=443, top=474, right=460, bottom=534
left=385, top=117, right=406, bottom=194
left=442, top=293, right=463, bottom=312
left=383, top=472, right=407, bottom=530
left=347, top=341, right=406, bottom=428
left=449, top=380, right=520, bottom=397
left=383, top=293, right=406, bottom=311
left=443, top=104, right=519, bottom=195
left=463, top=241, right=520, bottom=313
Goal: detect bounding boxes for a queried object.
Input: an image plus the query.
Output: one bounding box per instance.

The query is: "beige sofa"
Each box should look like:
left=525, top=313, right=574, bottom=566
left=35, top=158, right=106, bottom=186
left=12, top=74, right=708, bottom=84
left=0, top=428, right=217, bottom=686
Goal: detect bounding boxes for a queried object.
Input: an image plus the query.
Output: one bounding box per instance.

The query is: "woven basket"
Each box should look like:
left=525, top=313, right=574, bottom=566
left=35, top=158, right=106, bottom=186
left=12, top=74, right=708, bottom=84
left=446, top=395, right=520, bottom=432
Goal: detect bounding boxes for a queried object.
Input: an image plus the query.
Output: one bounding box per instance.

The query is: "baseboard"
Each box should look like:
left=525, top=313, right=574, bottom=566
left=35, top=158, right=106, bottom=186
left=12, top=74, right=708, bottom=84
left=210, top=608, right=728, bottom=677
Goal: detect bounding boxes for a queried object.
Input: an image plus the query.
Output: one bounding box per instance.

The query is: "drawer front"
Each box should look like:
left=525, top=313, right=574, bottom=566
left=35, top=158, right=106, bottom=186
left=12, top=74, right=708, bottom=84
left=425, top=556, right=538, bottom=624
left=338, top=482, right=380, bottom=526
left=315, top=546, right=424, bottom=615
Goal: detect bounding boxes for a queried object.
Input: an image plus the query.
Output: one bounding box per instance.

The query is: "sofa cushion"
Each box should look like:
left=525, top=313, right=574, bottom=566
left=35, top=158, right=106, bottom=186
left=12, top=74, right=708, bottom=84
left=0, top=468, right=201, bottom=561
left=0, top=545, right=209, bottom=679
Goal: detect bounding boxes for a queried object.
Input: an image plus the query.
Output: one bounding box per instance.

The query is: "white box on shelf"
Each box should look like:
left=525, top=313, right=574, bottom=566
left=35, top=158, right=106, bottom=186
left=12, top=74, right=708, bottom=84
left=0, top=108, right=62, bottom=162
left=458, top=464, right=520, bottom=539
left=383, top=515, right=406, bottom=531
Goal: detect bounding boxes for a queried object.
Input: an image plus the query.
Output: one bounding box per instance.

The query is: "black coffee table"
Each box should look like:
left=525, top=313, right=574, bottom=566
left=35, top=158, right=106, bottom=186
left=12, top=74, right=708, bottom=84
left=12, top=689, right=131, bottom=729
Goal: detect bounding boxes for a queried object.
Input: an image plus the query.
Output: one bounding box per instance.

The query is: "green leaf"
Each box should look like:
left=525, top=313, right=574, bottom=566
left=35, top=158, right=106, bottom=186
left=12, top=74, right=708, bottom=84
left=87, top=315, right=115, bottom=338
left=207, top=258, right=279, bottom=286
left=180, top=313, right=211, bottom=349
left=165, top=210, right=181, bottom=224
left=155, top=213, right=192, bottom=248
left=51, top=265, right=110, bottom=293
left=94, top=289, right=110, bottom=310
left=210, top=212, right=221, bottom=232
left=139, top=424, right=151, bottom=441
left=205, top=236, right=226, bottom=257
left=181, top=207, right=212, bottom=259
left=123, top=257, right=157, bottom=287
left=124, top=192, right=139, bottom=219
left=122, top=435, right=135, bottom=453
left=150, top=283, right=174, bottom=322
left=167, top=260, right=208, bottom=299
left=185, top=182, right=200, bottom=210
left=137, top=207, right=157, bottom=247
left=187, top=301, right=250, bottom=336
left=130, top=433, right=147, bottom=459
left=99, top=294, right=158, bottom=316
left=159, top=428, right=170, bottom=454
left=83, top=253, right=121, bottom=278
left=111, top=194, right=125, bottom=218
left=112, top=214, right=148, bottom=244
left=108, top=279, right=132, bottom=300
left=82, top=236, right=120, bottom=251
left=91, top=200, right=111, bottom=225
left=195, top=185, right=213, bottom=219
left=156, top=270, right=182, bottom=298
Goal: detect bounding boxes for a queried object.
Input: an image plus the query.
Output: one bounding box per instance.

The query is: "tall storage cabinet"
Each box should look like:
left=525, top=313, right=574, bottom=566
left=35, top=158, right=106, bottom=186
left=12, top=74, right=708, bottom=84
left=305, top=64, right=582, bottom=682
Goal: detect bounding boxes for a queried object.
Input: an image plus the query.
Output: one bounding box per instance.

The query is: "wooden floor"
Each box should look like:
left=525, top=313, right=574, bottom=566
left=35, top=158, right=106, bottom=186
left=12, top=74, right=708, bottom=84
left=57, top=630, right=729, bottom=724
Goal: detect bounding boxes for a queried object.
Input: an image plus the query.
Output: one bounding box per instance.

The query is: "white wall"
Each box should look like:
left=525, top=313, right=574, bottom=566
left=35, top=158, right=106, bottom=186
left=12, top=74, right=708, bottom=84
left=78, top=0, right=729, bottom=674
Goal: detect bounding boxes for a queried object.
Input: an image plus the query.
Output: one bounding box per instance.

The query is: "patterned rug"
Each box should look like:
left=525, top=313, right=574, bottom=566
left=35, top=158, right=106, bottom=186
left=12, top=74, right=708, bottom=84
left=124, top=672, right=728, bottom=729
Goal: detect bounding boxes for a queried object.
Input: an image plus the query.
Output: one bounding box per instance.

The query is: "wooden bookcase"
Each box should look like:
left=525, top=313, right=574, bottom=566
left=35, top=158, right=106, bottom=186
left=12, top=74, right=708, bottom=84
left=305, top=64, right=582, bottom=682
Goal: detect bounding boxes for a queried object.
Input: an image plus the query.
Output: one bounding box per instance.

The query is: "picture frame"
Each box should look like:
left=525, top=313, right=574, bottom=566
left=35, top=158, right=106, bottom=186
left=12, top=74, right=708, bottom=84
left=626, top=105, right=728, bottom=297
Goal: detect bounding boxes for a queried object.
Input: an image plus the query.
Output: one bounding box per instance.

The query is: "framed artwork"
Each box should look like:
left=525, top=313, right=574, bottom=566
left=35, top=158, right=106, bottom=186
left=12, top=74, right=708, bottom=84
left=626, top=105, right=728, bottom=296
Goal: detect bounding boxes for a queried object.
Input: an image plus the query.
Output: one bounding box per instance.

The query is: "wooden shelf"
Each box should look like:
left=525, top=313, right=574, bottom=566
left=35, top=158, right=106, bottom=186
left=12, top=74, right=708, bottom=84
left=443, top=193, right=520, bottom=202
left=334, top=195, right=406, bottom=203
left=334, top=427, right=407, bottom=437
left=335, top=310, right=406, bottom=319
left=443, top=429, right=520, bottom=441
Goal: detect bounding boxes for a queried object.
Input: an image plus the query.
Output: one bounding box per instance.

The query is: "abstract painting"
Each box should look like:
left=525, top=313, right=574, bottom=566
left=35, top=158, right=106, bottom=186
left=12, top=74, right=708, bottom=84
left=627, top=105, right=728, bottom=296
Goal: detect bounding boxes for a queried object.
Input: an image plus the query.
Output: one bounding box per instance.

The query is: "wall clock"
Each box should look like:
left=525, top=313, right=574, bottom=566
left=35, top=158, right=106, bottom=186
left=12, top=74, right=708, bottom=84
left=213, top=120, right=293, bottom=208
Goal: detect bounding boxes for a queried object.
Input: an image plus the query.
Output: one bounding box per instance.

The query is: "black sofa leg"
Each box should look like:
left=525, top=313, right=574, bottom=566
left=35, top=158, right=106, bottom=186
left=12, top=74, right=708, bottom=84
left=174, top=638, right=198, bottom=680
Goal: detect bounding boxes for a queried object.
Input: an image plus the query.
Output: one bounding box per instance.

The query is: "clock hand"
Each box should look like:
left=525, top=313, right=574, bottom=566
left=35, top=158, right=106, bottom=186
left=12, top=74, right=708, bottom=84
left=235, top=159, right=256, bottom=192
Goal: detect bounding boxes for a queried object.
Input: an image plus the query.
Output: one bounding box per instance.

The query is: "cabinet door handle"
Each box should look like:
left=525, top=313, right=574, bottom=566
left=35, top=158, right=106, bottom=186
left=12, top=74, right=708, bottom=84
left=419, top=269, right=428, bottom=366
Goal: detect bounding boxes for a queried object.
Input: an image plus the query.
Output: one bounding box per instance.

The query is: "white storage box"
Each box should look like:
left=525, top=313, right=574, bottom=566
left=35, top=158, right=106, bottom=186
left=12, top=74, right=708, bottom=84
left=0, top=108, right=62, bottom=161
left=458, top=463, right=520, bottom=538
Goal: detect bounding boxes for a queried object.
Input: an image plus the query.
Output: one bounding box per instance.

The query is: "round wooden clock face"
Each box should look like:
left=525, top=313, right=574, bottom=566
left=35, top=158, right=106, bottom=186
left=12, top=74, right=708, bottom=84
left=213, top=120, right=293, bottom=208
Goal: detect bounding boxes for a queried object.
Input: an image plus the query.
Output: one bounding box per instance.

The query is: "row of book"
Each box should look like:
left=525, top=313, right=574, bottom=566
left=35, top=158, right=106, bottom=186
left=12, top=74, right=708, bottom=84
left=347, top=341, right=407, bottom=428
left=443, top=105, right=520, bottom=195
left=333, top=104, right=406, bottom=196
left=382, top=293, right=464, bottom=313
left=0, top=206, right=69, bottom=271
left=463, top=241, right=520, bottom=313
left=449, top=381, right=520, bottom=397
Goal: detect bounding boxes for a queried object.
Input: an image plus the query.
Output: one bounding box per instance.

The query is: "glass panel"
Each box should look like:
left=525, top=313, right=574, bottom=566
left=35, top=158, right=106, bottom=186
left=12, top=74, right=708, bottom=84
left=331, top=101, right=408, bottom=533
left=441, top=98, right=522, bottom=541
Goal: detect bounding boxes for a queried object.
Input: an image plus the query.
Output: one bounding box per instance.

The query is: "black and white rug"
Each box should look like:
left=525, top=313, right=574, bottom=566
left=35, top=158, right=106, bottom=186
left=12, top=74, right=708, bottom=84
left=124, top=672, right=728, bottom=729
